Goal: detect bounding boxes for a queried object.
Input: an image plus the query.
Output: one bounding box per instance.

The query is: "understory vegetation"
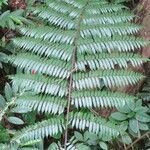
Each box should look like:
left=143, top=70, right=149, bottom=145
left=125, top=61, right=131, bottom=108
left=0, top=0, right=149, bottom=149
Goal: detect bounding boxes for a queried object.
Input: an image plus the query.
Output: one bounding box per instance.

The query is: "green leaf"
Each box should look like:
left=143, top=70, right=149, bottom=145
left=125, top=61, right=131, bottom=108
left=0, top=125, right=10, bottom=142
left=128, top=128, right=139, bottom=138
left=136, top=113, right=150, bottom=123
left=11, top=16, right=23, bottom=25
left=74, top=131, right=83, bottom=141
left=127, top=101, right=136, bottom=111
left=139, top=122, right=149, bottom=131
left=22, top=112, right=36, bottom=125
left=52, top=132, right=62, bottom=140
left=4, top=83, right=13, bottom=101
left=7, top=19, right=15, bottom=30
left=135, top=106, right=149, bottom=113
left=11, top=106, right=32, bottom=113
left=135, top=99, right=142, bottom=107
left=0, top=94, right=6, bottom=109
left=101, top=135, right=113, bottom=142
left=7, top=116, right=24, bottom=125
left=129, top=119, right=139, bottom=133
left=48, top=143, right=58, bottom=150
left=119, top=121, right=128, bottom=132
left=99, top=141, right=108, bottom=150
left=111, top=112, right=127, bottom=121
left=84, top=131, right=98, bottom=141
left=121, top=134, right=132, bottom=145
left=127, top=112, right=135, bottom=118
left=117, top=105, right=131, bottom=113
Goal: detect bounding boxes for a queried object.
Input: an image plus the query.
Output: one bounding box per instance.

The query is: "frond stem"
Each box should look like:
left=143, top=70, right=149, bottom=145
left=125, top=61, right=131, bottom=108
left=64, top=1, right=89, bottom=149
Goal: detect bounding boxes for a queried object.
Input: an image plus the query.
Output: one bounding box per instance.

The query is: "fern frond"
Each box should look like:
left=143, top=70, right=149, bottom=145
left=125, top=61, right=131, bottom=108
left=12, top=37, right=72, bottom=61
left=10, top=74, right=68, bottom=97
left=85, top=3, right=126, bottom=14
left=46, top=0, right=81, bottom=18
left=31, top=6, right=76, bottom=29
left=9, top=53, right=70, bottom=78
left=80, top=23, right=141, bottom=38
left=82, top=11, right=134, bottom=25
left=76, top=53, right=147, bottom=70
left=9, top=0, right=148, bottom=145
left=49, top=0, right=89, bottom=9
left=73, top=70, right=144, bottom=90
left=12, top=117, right=65, bottom=143
left=72, top=90, right=135, bottom=108
left=78, top=36, right=147, bottom=54
left=16, top=94, right=67, bottom=114
left=69, top=111, right=120, bottom=137
left=17, top=26, right=75, bottom=45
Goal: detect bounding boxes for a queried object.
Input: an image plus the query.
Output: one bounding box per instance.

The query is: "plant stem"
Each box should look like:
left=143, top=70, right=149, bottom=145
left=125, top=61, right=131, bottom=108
left=64, top=1, right=89, bottom=149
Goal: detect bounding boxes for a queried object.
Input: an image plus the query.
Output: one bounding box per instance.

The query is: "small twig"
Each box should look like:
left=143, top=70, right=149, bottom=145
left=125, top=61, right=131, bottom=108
left=116, top=141, right=122, bottom=149
left=123, top=142, right=127, bottom=150
left=90, top=109, right=99, bottom=116
left=132, top=0, right=135, bottom=7
left=126, top=132, right=150, bottom=150
left=131, top=145, right=134, bottom=150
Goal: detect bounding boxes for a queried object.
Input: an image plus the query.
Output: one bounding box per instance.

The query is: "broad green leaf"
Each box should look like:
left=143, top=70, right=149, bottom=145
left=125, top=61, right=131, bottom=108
left=22, top=112, right=36, bottom=125
left=100, top=133, right=113, bottom=142
left=0, top=124, right=10, bottom=142
left=135, top=99, right=142, bottom=107
left=121, top=134, right=132, bottom=145
left=117, top=105, right=131, bottom=113
left=128, top=128, right=139, bottom=138
left=139, top=122, right=149, bottom=131
left=48, top=143, right=58, bottom=150
left=127, top=101, right=135, bottom=111
left=74, top=131, right=83, bottom=141
left=127, top=112, right=135, bottom=118
left=111, top=112, right=127, bottom=121
left=135, top=106, right=149, bottom=113
left=129, top=119, right=139, bottom=133
left=4, top=83, right=13, bottom=101
left=84, top=131, right=98, bottom=141
left=136, top=113, right=150, bottom=123
left=11, top=106, right=32, bottom=113
left=11, top=16, right=23, bottom=25
left=7, top=19, right=15, bottom=30
left=0, top=94, right=6, bottom=108
left=99, top=141, right=108, bottom=150
left=119, top=121, right=128, bottom=132
left=7, top=116, right=24, bottom=125
left=52, top=132, right=62, bottom=140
